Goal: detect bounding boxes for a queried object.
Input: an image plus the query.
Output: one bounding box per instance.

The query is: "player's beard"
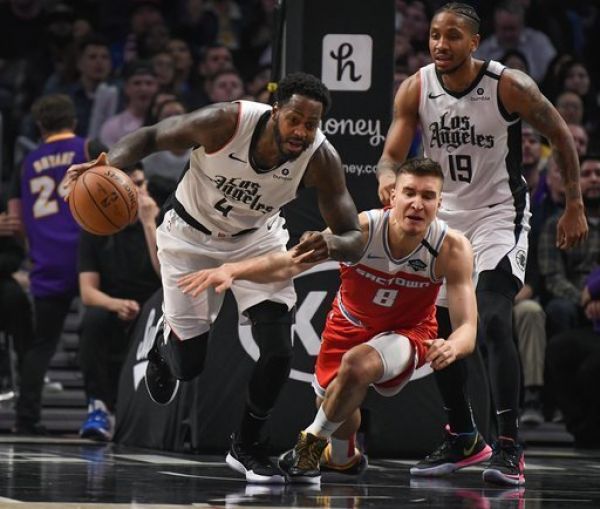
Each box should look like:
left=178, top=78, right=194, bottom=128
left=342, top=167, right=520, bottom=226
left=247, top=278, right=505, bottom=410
left=436, top=54, right=470, bottom=76
left=274, top=117, right=307, bottom=161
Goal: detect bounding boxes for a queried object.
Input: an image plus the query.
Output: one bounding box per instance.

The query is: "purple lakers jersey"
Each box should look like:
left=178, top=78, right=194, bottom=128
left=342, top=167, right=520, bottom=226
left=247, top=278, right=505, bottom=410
left=19, top=133, right=90, bottom=297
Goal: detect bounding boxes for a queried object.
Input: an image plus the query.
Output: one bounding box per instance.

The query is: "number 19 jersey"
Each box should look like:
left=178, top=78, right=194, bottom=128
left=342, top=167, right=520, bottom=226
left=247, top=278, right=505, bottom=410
left=418, top=60, right=526, bottom=211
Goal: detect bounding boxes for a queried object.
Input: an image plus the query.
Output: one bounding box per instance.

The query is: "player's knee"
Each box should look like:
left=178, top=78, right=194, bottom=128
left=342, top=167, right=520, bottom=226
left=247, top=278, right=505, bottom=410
left=168, top=331, right=209, bottom=381
left=338, top=350, right=372, bottom=387
left=247, top=301, right=294, bottom=359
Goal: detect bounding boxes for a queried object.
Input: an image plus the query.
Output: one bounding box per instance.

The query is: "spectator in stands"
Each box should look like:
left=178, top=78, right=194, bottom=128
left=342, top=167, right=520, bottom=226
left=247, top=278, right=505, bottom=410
left=0, top=196, right=33, bottom=401
left=8, top=94, right=104, bottom=434
left=476, top=0, right=556, bottom=83
left=538, top=155, right=600, bottom=339
left=555, top=59, right=599, bottom=134
left=175, top=0, right=218, bottom=52
left=138, top=21, right=170, bottom=59
left=78, top=162, right=161, bottom=441
left=194, top=43, right=235, bottom=107
left=39, top=4, right=79, bottom=96
left=166, top=38, right=199, bottom=105
left=500, top=48, right=529, bottom=74
left=57, top=34, right=114, bottom=138
left=514, top=125, right=547, bottom=427
left=206, top=69, right=245, bottom=104
left=111, top=0, right=165, bottom=70
left=546, top=156, right=600, bottom=447
left=99, top=60, right=159, bottom=147
left=394, top=31, right=413, bottom=66
left=142, top=99, right=190, bottom=184
left=239, top=0, right=276, bottom=78
left=568, top=124, right=589, bottom=158
left=207, top=0, right=244, bottom=52
left=547, top=275, right=600, bottom=448
left=151, top=51, right=177, bottom=94
left=555, top=91, right=584, bottom=126
left=401, top=0, right=431, bottom=52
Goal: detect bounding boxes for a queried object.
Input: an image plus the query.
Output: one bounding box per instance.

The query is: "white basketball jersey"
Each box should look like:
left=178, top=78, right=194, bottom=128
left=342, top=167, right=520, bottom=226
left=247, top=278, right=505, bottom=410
left=175, top=100, right=326, bottom=234
left=418, top=60, right=527, bottom=211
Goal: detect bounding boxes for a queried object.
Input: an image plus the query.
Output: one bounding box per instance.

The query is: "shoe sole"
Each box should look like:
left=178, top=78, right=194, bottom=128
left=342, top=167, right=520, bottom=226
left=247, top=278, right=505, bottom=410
left=321, top=455, right=368, bottom=478
left=144, top=375, right=180, bottom=406
left=482, top=468, right=525, bottom=486
left=226, top=453, right=286, bottom=484
left=410, top=445, right=493, bottom=477
left=80, top=428, right=111, bottom=442
left=277, top=451, right=321, bottom=485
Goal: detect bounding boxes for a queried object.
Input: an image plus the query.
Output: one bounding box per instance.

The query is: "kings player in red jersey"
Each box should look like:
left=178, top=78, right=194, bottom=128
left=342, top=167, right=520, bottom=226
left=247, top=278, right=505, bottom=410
left=177, top=158, right=479, bottom=484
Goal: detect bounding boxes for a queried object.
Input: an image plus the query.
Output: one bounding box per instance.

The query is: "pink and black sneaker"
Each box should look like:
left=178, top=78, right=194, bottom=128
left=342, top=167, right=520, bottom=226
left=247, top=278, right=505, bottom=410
left=410, top=427, right=492, bottom=477
left=482, top=437, right=525, bottom=486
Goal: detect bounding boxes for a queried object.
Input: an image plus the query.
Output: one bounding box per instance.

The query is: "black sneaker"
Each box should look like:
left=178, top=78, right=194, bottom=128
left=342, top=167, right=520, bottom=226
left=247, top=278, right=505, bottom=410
left=410, top=427, right=492, bottom=476
left=145, top=341, right=180, bottom=406
left=482, top=437, right=525, bottom=486
left=278, top=431, right=329, bottom=484
left=320, top=443, right=368, bottom=478
left=226, top=433, right=285, bottom=484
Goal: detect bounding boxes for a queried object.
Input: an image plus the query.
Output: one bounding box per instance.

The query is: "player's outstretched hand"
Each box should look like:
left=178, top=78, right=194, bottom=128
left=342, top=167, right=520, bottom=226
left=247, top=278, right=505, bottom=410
left=60, top=152, right=110, bottom=202
left=178, top=266, right=234, bottom=297
left=294, top=231, right=332, bottom=263
left=424, top=338, right=458, bottom=371
left=377, top=172, right=396, bottom=206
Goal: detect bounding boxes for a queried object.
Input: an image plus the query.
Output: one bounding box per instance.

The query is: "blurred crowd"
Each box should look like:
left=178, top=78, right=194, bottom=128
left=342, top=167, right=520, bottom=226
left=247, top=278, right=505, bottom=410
left=0, top=0, right=600, bottom=448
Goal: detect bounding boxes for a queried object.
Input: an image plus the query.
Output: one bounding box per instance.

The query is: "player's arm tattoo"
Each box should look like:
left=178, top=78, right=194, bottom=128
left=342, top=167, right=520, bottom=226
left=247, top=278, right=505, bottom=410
left=511, top=73, right=582, bottom=202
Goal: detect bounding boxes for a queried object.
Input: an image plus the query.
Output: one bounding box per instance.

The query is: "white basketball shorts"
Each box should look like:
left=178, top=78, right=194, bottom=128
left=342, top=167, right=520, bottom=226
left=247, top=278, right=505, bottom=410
left=436, top=197, right=531, bottom=307
left=157, top=208, right=297, bottom=340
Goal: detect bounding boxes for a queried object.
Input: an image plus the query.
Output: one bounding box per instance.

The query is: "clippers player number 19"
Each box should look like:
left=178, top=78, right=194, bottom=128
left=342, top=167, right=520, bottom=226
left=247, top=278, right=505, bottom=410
left=376, top=2, right=587, bottom=487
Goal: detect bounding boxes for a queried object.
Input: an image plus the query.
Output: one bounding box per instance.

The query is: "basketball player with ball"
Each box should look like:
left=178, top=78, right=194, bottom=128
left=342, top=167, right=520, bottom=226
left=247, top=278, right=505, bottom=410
left=62, top=73, right=364, bottom=483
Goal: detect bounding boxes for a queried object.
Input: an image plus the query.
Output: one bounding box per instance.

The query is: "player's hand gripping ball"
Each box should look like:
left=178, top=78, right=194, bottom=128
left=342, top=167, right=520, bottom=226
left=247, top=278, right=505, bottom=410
left=69, top=166, right=138, bottom=235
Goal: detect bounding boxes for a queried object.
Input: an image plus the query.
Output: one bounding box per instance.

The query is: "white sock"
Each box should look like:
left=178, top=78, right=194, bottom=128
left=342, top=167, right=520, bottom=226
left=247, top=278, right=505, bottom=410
left=305, top=405, right=342, bottom=439
left=330, top=436, right=358, bottom=465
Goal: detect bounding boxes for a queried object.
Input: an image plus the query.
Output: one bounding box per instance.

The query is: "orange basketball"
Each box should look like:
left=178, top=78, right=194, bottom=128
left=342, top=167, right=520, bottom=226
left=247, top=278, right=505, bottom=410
left=69, top=166, right=138, bottom=235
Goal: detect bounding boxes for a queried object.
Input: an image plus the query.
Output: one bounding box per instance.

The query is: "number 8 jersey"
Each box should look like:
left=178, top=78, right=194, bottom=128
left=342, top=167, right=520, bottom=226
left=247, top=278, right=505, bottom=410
left=335, top=208, right=447, bottom=333
left=418, top=60, right=526, bottom=211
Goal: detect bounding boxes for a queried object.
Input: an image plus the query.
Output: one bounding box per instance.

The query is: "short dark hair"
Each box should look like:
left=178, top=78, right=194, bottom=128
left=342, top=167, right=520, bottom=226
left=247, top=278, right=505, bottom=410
left=580, top=153, right=600, bottom=166
left=276, top=72, right=331, bottom=114
left=397, top=157, right=444, bottom=183
left=122, top=59, right=156, bottom=81
left=435, top=2, right=481, bottom=33
left=31, top=94, right=76, bottom=132
left=77, top=33, right=110, bottom=57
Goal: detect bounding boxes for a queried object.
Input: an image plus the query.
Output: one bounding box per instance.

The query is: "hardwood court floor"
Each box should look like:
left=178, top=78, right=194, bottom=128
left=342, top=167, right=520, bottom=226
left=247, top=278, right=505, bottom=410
left=0, top=435, right=598, bottom=508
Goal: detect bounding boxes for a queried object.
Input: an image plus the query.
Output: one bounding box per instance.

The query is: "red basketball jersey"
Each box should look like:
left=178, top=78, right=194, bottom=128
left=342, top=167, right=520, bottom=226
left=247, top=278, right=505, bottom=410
left=336, top=208, right=447, bottom=334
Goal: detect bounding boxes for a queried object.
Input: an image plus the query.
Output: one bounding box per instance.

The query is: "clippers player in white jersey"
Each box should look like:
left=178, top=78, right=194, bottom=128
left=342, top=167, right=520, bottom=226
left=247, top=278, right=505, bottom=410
left=178, top=158, right=478, bottom=484
left=377, top=3, right=588, bottom=486
left=63, top=73, right=363, bottom=483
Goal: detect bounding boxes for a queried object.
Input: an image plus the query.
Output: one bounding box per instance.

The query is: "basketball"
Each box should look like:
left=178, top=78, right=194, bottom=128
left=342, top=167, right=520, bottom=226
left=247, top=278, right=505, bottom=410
left=69, top=166, right=138, bottom=235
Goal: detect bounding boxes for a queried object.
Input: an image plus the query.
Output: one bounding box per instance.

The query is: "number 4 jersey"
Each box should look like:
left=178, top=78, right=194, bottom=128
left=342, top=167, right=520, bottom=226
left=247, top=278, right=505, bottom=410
left=175, top=100, right=325, bottom=236
left=418, top=60, right=526, bottom=211
left=334, top=208, right=447, bottom=334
